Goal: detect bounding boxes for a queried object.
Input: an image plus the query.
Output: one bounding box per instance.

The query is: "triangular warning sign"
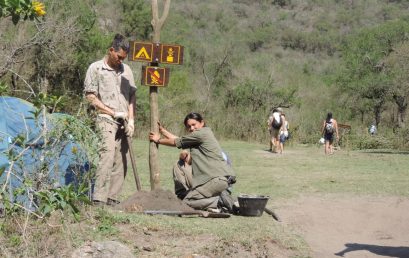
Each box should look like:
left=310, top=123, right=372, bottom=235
left=135, top=47, right=150, bottom=60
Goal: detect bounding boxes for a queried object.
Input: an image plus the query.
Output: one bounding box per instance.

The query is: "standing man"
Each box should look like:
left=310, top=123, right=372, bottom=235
left=84, top=34, right=137, bottom=206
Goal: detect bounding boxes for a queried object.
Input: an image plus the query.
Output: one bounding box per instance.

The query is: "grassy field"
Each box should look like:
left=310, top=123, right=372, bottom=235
left=122, top=139, right=409, bottom=200
left=2, top=139, right=409, bottom=257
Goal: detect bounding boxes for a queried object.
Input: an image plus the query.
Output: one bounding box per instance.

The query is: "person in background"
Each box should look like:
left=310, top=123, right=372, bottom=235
left=84, top=34, right=137, bottom=206
left=321, top=112, right=339, bottom=155
left=267, top=107, right=286, bottom=153
left=369, top=123, right=377, bottom=136
left=150, top=112, right=237, bottom=213
left=279, top=113, right=289, bottom=154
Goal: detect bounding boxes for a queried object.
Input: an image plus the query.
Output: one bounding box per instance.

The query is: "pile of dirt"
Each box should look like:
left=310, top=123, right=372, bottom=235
left=116, top=189, right=195, bottom=213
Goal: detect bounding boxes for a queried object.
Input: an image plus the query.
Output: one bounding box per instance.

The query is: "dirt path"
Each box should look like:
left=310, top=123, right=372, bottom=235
left=277, top=195, right=409, bottom=258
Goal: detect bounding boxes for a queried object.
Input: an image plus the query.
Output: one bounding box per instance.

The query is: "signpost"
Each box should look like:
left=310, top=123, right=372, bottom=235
left=128, top=0, right=183, bottom=190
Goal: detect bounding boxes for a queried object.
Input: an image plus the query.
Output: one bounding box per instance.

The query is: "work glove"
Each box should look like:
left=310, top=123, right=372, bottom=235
left=113, top=111, right=127, bottom=120
left=126, top=119, right=135, bottom=137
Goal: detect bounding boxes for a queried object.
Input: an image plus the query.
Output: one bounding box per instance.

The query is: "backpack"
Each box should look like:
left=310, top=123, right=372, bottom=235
left=272, top=117, right=282, bottom=129
left=325, top=121, right=334, bottom=134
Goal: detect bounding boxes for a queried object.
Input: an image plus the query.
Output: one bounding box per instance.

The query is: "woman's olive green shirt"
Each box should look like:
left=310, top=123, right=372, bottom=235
left=175, top=127, right=235, bottom=188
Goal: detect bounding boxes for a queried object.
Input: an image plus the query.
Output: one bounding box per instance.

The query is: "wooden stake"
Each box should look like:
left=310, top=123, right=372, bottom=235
left=149, top=0, right=170, bottom=190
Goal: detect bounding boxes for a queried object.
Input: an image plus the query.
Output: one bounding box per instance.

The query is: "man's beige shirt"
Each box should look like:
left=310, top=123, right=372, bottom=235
left=84, top=57, right=136, bottom=115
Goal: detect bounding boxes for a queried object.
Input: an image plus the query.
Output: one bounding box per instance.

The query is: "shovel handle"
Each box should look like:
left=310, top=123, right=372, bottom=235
left=127, top=136, right=141, bottom=191
left=143, top=210, right=230, bottom=218
left=264, top=207, right=281, bottom=222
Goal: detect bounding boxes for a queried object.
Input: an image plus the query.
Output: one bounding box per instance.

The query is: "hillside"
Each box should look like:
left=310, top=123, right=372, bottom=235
left=1, top=0, right=409, bottom=147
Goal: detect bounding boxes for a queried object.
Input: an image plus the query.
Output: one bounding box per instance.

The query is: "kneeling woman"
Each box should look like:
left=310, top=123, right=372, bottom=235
left=149, top=112, right=236, bottom=211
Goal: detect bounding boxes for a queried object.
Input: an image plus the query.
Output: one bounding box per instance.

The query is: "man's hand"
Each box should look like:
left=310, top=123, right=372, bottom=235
left=114, top=111, right=127, bottom=120
left=179, top=150, right=189, bottom=161
left=126, top=119, right=135, bottom=137
left=179, top=150, right=191, bottom=165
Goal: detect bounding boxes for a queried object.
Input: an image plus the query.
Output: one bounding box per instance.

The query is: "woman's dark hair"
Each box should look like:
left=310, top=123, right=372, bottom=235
left=326, top=112, right=333, bottom=123
left=184, top=112, right=204, bottom=127
left=110, top=33, right=129, bottom=53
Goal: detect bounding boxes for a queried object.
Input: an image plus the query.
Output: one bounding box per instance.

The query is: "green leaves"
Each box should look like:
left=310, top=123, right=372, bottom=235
left=0, top=165, right=6, bottom=178
left=0, top=82, right=9, bottom=96
left=120, top=0, right=152, bottom=39
left=32, top=93, right=65, bottom=112
left=35, top=184, right=91, bottom=221
left=0, top=0, right=44, bottom=24
left=337, top=19, right=409, bottom=124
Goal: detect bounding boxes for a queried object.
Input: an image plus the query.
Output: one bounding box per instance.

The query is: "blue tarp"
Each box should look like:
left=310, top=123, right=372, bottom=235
left=0, top=96, right=90, bottom=208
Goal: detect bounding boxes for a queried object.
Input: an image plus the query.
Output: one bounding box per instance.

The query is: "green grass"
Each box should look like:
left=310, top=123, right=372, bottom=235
left=123, top=140, right=409, bottom=200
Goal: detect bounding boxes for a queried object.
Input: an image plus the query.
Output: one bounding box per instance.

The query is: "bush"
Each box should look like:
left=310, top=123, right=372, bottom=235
left=349, top=134, right=393, bottom=150
left=391, top=127, right=409, bottom=150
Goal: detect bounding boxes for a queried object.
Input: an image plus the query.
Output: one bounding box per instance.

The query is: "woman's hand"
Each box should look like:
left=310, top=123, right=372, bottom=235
left=154, top=121, right=178, bottom=144
left=158, top=121, right=165, bottom=133
left=149, top=132, right=160, bottom=143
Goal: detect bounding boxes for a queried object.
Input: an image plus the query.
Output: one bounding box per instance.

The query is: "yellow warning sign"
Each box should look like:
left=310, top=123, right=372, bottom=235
left=129, top=41, right=154, bottom=62
left=135, top=47, right=150, bottom=60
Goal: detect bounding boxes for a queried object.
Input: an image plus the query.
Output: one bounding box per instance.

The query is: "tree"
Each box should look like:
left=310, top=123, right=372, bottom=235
left=383, top=42, right=409, bottom=128
left=0, top=0, right=110, bottom=112
left=120, top=0, right=152, bottom=39
left=337, top=20, right=409, bottom=126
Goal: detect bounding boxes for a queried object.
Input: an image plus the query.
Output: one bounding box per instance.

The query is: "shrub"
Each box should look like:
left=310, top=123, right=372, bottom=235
left=349, top=134, right=392, bottom=150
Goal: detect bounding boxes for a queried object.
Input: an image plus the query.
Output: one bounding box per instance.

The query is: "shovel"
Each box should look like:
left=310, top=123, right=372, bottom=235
left=118, top=119, right=141, bottom=191
left=127, top=136, right=141, bottom=191
left=143, top=210, right=231, bottom=218
left=264, top=207, right=281, bottom=222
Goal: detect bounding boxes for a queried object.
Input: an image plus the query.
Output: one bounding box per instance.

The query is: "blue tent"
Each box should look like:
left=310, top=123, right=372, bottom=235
left=0, top=96, right=91, bottom=209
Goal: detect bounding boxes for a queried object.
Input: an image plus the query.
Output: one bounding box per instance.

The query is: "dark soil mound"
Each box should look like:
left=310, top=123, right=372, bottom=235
left=117, top=189, right=194, bottom=213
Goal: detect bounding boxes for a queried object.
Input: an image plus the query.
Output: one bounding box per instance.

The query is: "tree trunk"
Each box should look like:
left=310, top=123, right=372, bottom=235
left=149, top=0, right=171, bottom=190
left=393, top=95, right=407, bottom=128
left=373, top=101, right=384, bottom=127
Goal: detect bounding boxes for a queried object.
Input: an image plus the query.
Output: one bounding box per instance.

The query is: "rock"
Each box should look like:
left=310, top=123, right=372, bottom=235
left=71, top=241, right=135, bottom=258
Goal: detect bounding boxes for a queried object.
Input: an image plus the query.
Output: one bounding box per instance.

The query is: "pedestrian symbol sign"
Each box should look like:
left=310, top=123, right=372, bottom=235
left=129, top=41, right=154, bottom=62
left=142, top=66, right=170, bottom=87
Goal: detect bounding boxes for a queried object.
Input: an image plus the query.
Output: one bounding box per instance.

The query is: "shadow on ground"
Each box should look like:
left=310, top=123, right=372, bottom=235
left=335, top=243, right=409, bottom=258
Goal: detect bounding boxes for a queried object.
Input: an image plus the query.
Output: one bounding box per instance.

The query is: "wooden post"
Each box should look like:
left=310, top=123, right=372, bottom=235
left=149, top=0, right=170, bottom=190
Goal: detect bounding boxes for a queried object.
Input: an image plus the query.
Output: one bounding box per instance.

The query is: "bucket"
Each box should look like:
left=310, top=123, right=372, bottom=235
left=238, top=194, right=269, bottom=217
